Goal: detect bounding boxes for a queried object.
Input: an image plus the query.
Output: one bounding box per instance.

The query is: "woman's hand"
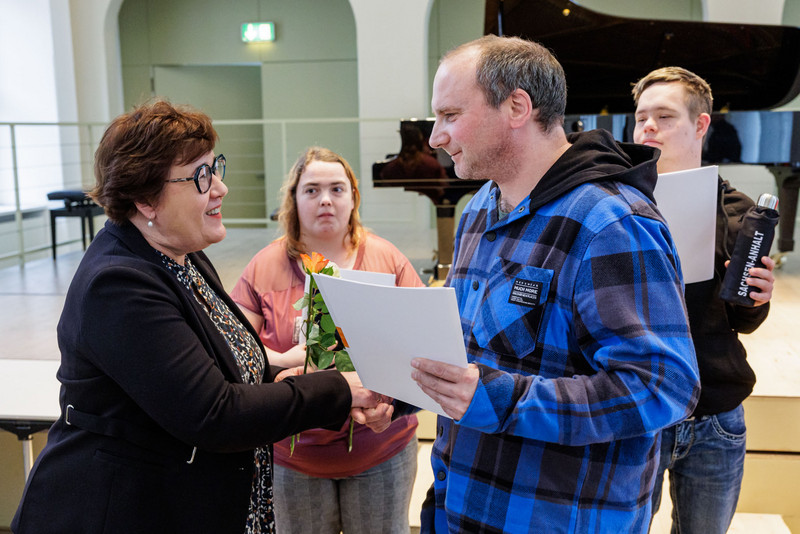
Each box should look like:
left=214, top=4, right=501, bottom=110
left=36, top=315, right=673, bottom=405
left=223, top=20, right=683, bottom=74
left=274, top=366, right=304, bottom=382
left=340, top=373, right=394, bottom=432
left=268, top=344, right=308, bottom=367
left=340, top=371, right=378, bottom=408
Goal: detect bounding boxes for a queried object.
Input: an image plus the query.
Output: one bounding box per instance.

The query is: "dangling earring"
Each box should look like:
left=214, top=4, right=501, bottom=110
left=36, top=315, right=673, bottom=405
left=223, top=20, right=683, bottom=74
left=147, top=219, right=154, bottom=228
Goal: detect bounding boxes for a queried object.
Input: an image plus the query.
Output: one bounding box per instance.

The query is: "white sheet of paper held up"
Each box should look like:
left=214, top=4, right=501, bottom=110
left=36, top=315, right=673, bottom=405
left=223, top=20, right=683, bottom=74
left=312, top=273, right=468, bottom=418
left=299, top=269, right=396, bottom=343
left=653, top=165, right=718, bottom=284
left=340, top=268, right=395, bottom=285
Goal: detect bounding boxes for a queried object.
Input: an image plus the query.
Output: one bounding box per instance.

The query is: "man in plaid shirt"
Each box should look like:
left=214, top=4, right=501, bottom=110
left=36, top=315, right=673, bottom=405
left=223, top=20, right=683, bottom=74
left=410, top=35, right=700, bottom=533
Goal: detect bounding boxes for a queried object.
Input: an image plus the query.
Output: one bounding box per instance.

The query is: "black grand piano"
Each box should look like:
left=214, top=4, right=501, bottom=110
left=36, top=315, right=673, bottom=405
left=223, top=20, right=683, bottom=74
left=372, top=120, right=484, bottom=281
left=374, top=0, right=800, bottom=280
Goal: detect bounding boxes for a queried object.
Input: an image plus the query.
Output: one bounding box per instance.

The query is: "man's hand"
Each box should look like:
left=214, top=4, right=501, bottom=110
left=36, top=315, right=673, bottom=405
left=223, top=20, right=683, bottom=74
left=411, top=358, right=480, bottom=420
left=351, top=397, right=394, bottom=433
left=726, top=255, right=776, bottom=306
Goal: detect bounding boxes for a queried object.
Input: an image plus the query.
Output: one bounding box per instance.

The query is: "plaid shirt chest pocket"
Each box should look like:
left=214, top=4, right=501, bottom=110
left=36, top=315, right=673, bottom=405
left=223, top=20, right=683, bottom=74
left=472, top=258, right=553, bottom=358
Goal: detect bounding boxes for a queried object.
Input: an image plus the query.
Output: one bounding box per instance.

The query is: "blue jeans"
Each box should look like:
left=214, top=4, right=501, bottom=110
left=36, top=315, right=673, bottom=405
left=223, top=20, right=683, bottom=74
left=272, top=437, right=417, bottom=534
left=651, top=404, right=747, bottom=534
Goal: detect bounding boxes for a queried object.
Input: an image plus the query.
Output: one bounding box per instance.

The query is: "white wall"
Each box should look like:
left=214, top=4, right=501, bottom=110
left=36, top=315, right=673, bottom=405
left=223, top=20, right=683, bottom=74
left=71, top=0, right=441, bottom=260
left=703, top=0, right=784, bottom=23
left=69, top=0, right=125, bottom=123
left=0, top=1, right=61, bottom=123
left=0, top=0, right=73, bottom=207
left=350, top=0, right=436, bottom=258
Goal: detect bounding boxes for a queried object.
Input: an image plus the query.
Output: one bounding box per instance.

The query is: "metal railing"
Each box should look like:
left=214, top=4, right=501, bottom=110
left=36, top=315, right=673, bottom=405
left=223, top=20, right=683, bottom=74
left=0, top=121, right=106, bottom=264
left=0, top=116, right=413, bottom=265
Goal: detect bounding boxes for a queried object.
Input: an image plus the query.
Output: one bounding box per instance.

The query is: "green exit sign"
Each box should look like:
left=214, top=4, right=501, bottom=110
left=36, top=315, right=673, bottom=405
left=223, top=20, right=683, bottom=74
left=242, top=22, right=275, bottom=42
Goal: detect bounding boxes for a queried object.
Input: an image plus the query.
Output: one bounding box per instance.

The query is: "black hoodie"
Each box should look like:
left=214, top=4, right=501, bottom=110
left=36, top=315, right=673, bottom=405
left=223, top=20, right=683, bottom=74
left=528, top=128, right=660, bottom=211
left=685, top=178, right=769, bottom=416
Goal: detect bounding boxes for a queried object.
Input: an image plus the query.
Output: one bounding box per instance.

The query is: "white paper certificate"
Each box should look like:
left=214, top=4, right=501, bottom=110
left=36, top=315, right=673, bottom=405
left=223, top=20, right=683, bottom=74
left=312, top=273, right=468, bottom=417
left=653, top=165, right=718, bottom=283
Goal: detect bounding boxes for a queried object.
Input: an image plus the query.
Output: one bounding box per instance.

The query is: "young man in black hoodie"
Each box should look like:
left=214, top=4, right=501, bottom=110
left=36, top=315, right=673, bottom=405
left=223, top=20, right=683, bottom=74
left=408, top=35, right=700, bottom=533
left=633, top=66, right=776, bottom=533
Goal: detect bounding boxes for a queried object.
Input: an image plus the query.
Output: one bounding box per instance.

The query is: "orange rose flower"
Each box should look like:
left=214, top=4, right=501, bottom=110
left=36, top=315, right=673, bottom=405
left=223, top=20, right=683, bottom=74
left=300, top=251, right=330, bottom=274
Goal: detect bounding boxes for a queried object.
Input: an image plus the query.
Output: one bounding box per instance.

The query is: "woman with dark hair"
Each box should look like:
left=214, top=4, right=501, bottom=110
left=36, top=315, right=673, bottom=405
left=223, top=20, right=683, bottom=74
left=11, top=101, right=389, bottom=534
left=231, top=146, right=422, bottom=534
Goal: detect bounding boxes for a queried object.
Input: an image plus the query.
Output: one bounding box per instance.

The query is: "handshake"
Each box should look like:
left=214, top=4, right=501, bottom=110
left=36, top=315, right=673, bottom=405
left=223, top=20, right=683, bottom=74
left=276, top=366, right=394, bottom=433
left=342, top=371, right=394, bottom=433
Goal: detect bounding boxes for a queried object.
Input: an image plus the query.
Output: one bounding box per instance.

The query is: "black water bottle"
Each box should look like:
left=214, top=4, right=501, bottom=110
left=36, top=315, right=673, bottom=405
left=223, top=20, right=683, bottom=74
left=719, top=193, right=780, bottom=306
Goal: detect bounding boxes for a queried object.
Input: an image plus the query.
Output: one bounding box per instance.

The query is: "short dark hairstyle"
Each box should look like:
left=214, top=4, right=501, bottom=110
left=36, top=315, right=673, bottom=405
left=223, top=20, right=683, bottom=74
left=632, top=66, right=713, bottom=118
left=91, top=99, right=218, bottom=223
left=444, top=35, right=567, bottom=132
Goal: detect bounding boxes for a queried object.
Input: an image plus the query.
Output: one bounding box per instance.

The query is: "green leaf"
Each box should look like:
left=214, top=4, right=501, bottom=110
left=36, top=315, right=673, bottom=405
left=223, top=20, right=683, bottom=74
left=334, top=350, right=355, bottom=372
left=317, top=349, right=335, bottom=369
left=320, top=333, right=336, bottom=348
left=308, top=343, right=325, bottom=366
left=336, top=358, right=356, bottom=373
left=293, top=295, right=309, bottom=311
left=320, top=314, right=336, bottom=333
left=335, top=360, right=355, bottom=372
left=308, top=323, right=320, bottom=342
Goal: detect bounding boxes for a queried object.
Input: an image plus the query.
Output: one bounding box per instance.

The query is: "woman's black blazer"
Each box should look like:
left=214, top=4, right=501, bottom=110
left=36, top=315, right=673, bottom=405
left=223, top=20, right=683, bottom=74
left=12, top=220, right=352, bottom=533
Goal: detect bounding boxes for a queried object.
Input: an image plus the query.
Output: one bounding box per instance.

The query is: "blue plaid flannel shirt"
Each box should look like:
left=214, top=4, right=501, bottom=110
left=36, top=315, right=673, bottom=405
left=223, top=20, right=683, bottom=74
left=422, top=177, right=700, bottom=533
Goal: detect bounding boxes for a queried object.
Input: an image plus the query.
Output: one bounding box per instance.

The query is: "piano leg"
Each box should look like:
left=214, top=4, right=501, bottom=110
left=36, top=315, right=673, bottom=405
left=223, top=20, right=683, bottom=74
left=435, top=206, right=455, bottom=282
left=767, top=166, right=799, bottom=255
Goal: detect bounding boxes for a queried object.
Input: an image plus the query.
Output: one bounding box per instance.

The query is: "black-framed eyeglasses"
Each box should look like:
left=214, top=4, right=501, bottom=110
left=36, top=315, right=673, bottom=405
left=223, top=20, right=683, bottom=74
left=166, top=154, right=226, bottom=194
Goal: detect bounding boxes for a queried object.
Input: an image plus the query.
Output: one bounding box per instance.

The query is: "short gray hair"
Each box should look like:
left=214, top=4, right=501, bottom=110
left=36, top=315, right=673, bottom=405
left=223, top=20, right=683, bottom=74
left=444, top=35, right=567, bottom=132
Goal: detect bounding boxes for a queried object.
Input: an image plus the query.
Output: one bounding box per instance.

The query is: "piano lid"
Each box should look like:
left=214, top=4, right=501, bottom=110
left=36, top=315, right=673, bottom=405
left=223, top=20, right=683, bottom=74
left=485, top=0, right=800, bottom=114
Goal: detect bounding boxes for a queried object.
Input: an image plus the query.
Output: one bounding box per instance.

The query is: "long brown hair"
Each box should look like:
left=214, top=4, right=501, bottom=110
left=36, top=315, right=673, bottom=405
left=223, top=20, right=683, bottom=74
left=278, top=146, right=365, bottom=260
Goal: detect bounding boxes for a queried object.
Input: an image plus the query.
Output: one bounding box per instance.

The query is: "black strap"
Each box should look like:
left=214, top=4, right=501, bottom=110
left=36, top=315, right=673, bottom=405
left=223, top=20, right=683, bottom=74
left=65, top=404, right=197, bottom=464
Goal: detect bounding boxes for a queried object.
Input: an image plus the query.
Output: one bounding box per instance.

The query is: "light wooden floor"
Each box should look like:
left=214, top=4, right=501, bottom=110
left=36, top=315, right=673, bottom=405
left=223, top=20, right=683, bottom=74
left=4, top=224, right=797, bottom=361
left=1, top=227, right=798, bottom=532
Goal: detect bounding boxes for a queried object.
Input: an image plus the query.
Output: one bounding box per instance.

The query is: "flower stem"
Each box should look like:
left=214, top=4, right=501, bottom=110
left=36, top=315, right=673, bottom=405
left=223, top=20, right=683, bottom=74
left=291, top=276, right=317, bottom=456
left=348, top=419, right=354, bottom=452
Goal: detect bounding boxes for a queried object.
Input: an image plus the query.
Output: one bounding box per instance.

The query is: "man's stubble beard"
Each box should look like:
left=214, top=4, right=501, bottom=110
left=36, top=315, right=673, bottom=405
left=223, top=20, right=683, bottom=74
left=456, top=130, right=517, bottom=184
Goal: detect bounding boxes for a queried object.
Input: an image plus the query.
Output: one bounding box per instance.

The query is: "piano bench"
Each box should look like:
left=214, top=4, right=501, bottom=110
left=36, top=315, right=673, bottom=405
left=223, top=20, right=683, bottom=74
left=47, top=190, right=105, bottom=259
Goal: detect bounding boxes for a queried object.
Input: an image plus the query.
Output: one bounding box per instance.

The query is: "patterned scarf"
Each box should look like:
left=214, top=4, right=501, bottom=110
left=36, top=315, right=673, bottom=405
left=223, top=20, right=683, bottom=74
left=161, top=253, right=275, bottom=534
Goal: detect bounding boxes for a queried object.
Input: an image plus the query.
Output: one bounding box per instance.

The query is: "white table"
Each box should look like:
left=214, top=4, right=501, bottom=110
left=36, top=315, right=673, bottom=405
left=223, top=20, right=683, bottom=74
left=0, top=359, right=61, bottom=480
